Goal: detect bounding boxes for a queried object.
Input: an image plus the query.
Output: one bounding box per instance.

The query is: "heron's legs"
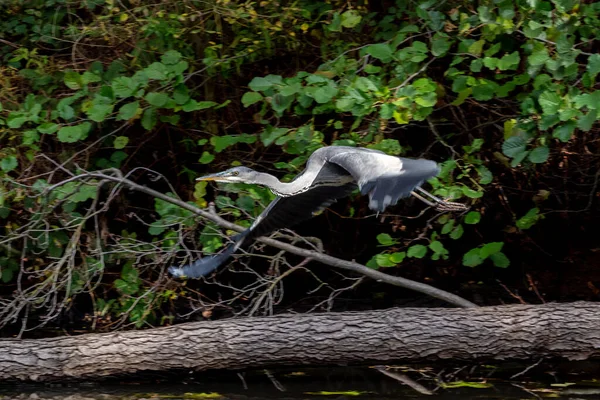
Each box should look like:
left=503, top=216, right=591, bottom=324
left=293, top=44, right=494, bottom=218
left=410, top=190, right=437, bottom=208
left=411, top=187, right=469, bottom=212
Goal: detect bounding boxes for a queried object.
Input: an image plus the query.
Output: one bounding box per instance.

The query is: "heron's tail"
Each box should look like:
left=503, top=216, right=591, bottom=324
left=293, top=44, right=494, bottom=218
left=168, top=232, right=248, bottom=278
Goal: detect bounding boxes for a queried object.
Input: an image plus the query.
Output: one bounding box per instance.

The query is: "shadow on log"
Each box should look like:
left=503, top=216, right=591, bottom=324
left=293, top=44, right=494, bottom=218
left=1, top=302, right=599, bottom=382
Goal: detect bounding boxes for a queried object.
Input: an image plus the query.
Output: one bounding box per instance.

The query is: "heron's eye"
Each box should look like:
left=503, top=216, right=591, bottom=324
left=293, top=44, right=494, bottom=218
left=231, top=171, right=239, bottom=176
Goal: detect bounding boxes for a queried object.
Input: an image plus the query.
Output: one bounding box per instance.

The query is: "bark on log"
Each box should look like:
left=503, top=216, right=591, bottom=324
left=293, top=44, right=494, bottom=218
left=1, top=302, right=599, bottom=382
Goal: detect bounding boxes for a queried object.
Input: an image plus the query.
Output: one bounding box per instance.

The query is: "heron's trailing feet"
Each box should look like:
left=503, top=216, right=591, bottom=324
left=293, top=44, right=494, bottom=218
left=411, top=187, right=469, bottom=212
left=169, top=146, right=469, bottom=279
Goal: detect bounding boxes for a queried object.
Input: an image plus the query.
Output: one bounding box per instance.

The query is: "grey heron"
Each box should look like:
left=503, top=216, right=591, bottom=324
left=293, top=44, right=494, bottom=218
left=169, top=146, right=467, bottom=278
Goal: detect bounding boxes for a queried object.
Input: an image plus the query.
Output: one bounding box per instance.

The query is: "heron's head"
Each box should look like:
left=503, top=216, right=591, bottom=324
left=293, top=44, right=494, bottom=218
left=196, top=166, right=258, bottom=184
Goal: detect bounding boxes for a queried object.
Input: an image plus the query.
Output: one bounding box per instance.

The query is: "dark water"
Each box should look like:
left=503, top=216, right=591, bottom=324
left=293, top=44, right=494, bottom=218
left=1, top=366, right=600, bottom=399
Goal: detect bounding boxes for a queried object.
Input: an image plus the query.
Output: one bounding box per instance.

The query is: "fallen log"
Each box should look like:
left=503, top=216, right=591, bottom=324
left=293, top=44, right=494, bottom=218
left=1, top=302, right=599, bottom=382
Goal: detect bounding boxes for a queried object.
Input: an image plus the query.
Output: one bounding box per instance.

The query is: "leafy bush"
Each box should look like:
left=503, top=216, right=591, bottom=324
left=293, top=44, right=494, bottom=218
left=1, top=0, right=599, bottom=333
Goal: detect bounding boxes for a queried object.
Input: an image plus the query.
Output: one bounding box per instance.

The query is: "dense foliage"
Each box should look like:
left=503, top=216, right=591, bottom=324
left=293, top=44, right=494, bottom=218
left=1, top=0, right=599, bottom=335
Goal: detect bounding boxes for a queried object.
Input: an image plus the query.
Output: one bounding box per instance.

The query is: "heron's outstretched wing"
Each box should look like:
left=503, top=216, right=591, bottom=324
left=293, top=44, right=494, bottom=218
left=169, top=181, right=357, bottom=278
left=244, top=181, right=357, bottom=242
left=328, top=150, right=440, bottom=212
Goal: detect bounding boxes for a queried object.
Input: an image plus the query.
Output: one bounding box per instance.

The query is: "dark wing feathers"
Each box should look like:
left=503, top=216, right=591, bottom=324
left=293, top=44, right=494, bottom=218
left=169, top=181, right=357, bottom=278
left=246, top=182, right=357, bottom=241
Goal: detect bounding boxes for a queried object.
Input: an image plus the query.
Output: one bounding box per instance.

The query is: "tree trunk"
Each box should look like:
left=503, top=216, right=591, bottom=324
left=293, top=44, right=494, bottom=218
left=1, top=302, right=599, bottom=382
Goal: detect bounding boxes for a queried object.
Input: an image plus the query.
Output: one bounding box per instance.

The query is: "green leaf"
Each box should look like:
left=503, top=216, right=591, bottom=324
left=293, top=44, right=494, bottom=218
left=431, top=34, right=450, bottom=56
left=198, top=152, right=215, bottom=164
left=484, top=42, right=501, bottom=57
left=261, top=127, right=289, bottom=147
left=559, top=108, right=579, bottom=121
left=279, top=82, right=303, bottom=96
left=341, top=10, right=361, bottom=28
left=538, top=91, right=562, bottom=115
left=145, top=62, right=168, bottom=80
left=71, top=184, right=97, bottom=202
left=113, top=136, right=129, bottom=149
left=7, top=114, right=28, bottom=129
left=82, top=71, right=101, bottom=84
left=441, top=219, right=454, bottom=234
left=497, top=52, right=520, bottom=71
left=429, top=240, right=445, bottom=253
left=472, top=80, right=498, bottom=101
left=450, top=224, right=464, bottom=240
left=468, top=40, right=485, bottom=56
left=365, top=43, right=394, bottom=62
left=114, top=279, right=137, bottom=295
left=57, top=122, right=91, bottom=143
left=336, top=97, right=355, bottom=111
left=573, top=92, right=600, bottom=110
left=141, top=108, right=157, bottom=130
left=552, top=121, right=576, bottom=142
left=57, top=104, right=75, bottom=120
left=477, top=166, right=493, bottom=185
left=376, top=233, right=395, bottom=246
left=578, top=110, right=597, bottom=132
left=182, top=100, right=218, bottom=112
left=86, top=103, right=113, bottom=122
left=389, top=252, right=406, bottom=263
left=479, top=242, right=503, bottom=259
left=210, top=134, right=257, bottom=152
left=173, top=85, right=190, bottom=105
left=313, top=84, right=338, bottom=104
left=145, top=92, right=169, bottom=108
left=413, top=78, right=437, bottom=93
left=374, top=254, right=397, bottom=268
left=112, top=77, right=137, bottom=98
left=367, top=139, right=402, bottom=155
left=37, top=122, right=59, bottom=134
left=161, top=50, right=182, bottom=65
left=407, top=244, right=427, bottom=258
left=528, top=146, right=549, bottom=163
left=587, top=54, right=600, bottom=79
left=516, top=207, right=540, bottom=230
left=490, top=252, right=510, bottom=268
left=64, top=71, right=82, bottom=90
left=271, top=94, right=295, bottom=113
left=483, top=57, right=498, bottom=69
left=463, top=248, right=483, bottom=267
left=116, top=101, right=140, bottom=121
left=23, top=130, right=40, bottom=145
left=452, top=88, right=472, bottom=106
left=462, top=187, right=483, bottom=198
left=502, top=136, right=527, bottom=157
left=470, top=59, right=483, bottom=72
left=414, top=92, right=437, bottom=107
left=248, top=75, right=282, bottom=91
left=465, top=211, right=481, bottom=225
left=529, top=48, right=549, bottom=66
left=510, top=150, right=530, bottom=167
left=241, top=92, right=263, bottom=107
left=0, top=156, right=18, bottom=172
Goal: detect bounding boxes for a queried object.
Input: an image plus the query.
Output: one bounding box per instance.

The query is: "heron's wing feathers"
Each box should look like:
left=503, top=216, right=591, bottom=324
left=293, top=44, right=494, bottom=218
left=328, top=151, right=440, bottom=212
left=245, top=182, right=357, bottom=242
left=169, top=173, right=357, bottom=278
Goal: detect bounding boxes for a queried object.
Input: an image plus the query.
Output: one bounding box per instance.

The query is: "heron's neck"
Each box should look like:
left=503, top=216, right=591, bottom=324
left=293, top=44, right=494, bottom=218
left=255, top=172, right=313, bottom=197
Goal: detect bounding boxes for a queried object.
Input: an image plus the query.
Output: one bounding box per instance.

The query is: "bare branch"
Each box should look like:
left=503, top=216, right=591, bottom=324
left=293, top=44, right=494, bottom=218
left=65, top=169, right=478, bottom=309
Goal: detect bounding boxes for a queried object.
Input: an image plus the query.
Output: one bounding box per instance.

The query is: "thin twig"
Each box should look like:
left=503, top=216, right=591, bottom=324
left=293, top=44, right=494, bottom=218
left=374, top=366, right=433, bottom=395
left=510, top=357, right=544, bottom=379
left=393, top=57, right=437, bottom=96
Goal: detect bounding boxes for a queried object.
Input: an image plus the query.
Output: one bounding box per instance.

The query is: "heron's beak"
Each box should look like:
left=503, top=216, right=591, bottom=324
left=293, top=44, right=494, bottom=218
left=196, top=172, right=223, bottom=182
